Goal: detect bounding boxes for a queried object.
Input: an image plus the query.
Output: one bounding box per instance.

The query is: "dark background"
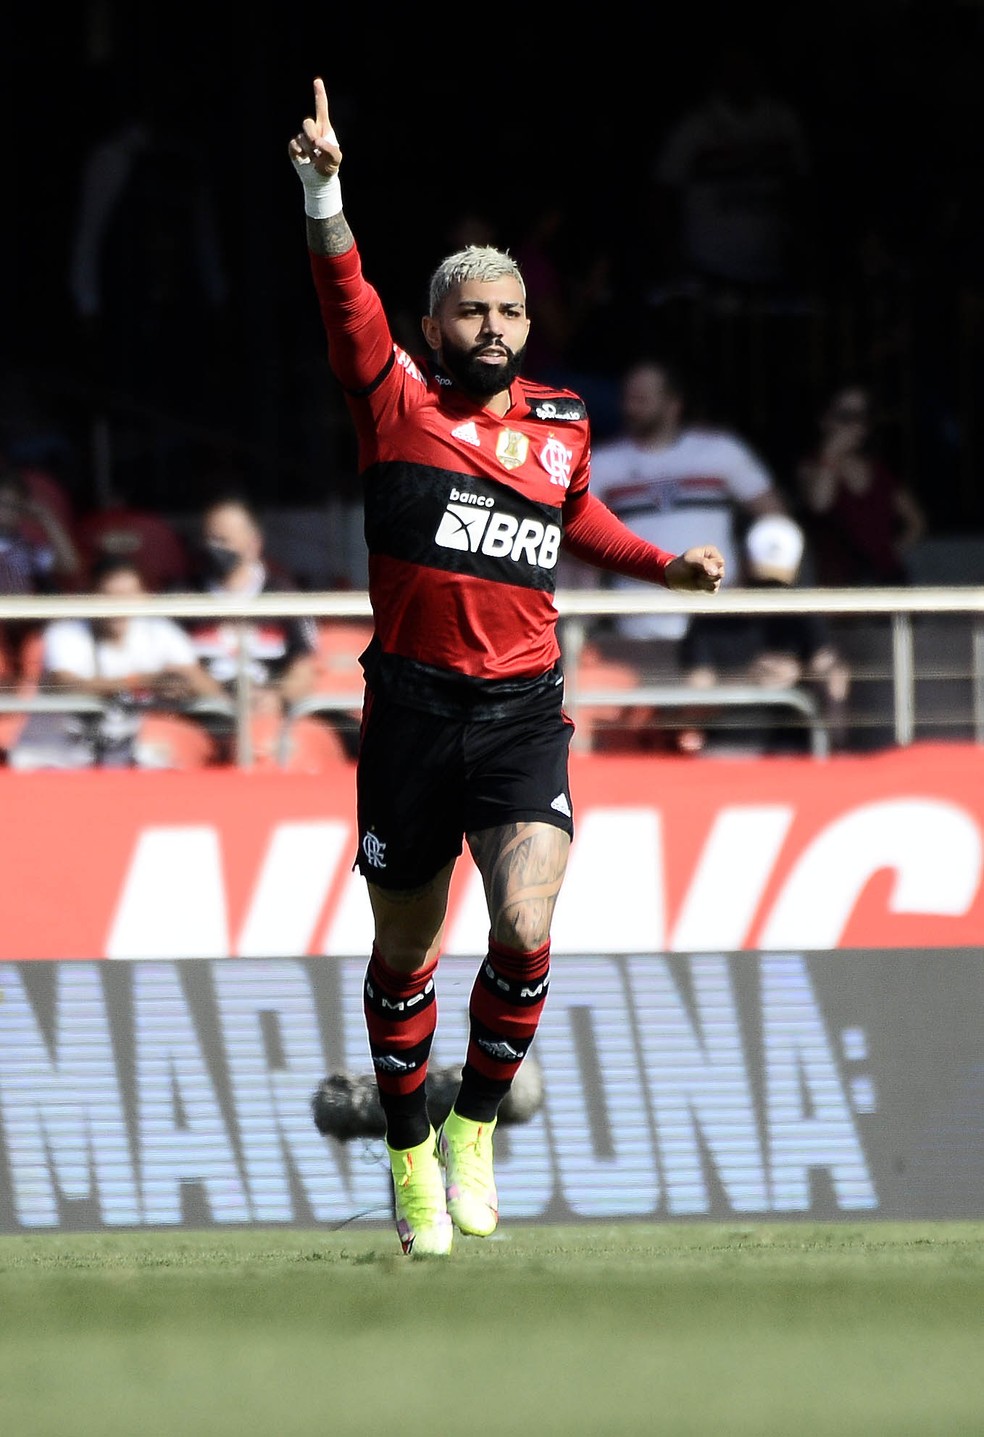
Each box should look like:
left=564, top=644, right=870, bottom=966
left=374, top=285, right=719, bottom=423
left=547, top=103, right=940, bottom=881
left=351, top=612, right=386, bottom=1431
left=2, top=2, right=983, bottom=542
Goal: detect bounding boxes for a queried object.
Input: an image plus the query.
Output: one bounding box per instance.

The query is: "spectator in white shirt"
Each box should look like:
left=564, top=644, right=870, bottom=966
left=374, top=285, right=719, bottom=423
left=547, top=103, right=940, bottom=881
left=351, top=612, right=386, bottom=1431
left=11, top=555, right=224, bottom=769
left=570, top=356, right=786, bottom=645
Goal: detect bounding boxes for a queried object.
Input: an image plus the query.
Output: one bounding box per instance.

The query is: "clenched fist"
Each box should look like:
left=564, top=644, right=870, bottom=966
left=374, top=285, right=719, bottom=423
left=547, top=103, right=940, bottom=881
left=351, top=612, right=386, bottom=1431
left=664, top=545, right=725, bottom=593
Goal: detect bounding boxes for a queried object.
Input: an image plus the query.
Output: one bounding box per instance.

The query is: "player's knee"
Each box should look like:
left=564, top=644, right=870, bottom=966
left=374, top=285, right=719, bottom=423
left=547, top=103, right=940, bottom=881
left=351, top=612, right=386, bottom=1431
left=492, top=911, right=551, bottom=954
left=373, top=929, right=444, bottom=973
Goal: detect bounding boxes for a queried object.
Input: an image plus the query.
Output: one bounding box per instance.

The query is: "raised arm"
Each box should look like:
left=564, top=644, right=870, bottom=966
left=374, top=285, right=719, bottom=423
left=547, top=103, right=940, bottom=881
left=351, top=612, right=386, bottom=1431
left=287, top=77, right=395, bottom=397
left=288, top=77, right=353, bottom=259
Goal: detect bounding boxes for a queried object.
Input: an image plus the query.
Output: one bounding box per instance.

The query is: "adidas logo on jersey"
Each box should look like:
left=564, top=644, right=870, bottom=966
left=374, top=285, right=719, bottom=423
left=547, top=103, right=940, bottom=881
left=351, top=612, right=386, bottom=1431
left=451, top=421, right=481, bottom=447
left=434, top=500, right=561, bottom=569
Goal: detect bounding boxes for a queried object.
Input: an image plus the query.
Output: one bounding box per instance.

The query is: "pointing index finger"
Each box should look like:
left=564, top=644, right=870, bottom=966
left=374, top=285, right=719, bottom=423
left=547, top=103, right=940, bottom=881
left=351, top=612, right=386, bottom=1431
left=313, top=76, right=333, bottom=139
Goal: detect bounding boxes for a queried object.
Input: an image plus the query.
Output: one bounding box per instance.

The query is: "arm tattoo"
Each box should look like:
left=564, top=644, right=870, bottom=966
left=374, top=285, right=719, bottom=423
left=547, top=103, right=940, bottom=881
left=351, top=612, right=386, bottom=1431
left=306, top=213, right=355, bottom=257
left=469, top=823, right=570, bottom=948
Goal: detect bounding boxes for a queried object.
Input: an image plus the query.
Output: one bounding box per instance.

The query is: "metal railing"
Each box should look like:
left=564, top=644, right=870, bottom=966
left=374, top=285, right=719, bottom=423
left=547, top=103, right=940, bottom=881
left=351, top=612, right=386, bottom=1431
left=0, top=586, right=981, bottom=765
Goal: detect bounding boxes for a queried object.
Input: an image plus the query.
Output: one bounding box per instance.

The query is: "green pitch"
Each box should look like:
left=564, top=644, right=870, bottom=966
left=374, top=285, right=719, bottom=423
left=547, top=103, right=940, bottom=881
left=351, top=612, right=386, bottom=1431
left=3, top=1222, right=984, bottom=1435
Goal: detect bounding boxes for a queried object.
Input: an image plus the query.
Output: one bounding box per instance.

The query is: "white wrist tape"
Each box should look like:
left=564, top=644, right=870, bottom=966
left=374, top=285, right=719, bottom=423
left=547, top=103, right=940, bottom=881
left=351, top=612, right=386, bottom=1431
left=301, top=171, right=342, bottom=219
left=292, top=142, right=343, bottom=219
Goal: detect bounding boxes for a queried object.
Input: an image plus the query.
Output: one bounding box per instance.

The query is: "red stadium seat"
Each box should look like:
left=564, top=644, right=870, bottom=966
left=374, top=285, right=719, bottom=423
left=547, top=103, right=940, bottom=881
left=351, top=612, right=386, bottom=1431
left=572, top=641, right=648, bottom=752
left=0, top=628, right=45, bottom=761
left=278, top=714, right=351, bottom=771
left=134, top=713, right=221, bottom=769
left=313, top=620, right=373, bottom=702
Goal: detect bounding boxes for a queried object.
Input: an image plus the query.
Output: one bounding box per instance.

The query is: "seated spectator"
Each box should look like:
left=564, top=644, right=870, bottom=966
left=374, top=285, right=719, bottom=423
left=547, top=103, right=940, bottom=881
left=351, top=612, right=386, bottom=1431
left=0, top=464, right=82, bottom=595
left=0, top=370, right=83, bottom=541
left=180, top=495, right=345, bottom=767
left=677, top=514, right=850, bottom=754
left=74, top=477, right=194, bottom=592
left=794, top=381, right=926, bottom=586
left=9, top=555, right=225, bottom=770
left=0, top=463, right=84, bottom=689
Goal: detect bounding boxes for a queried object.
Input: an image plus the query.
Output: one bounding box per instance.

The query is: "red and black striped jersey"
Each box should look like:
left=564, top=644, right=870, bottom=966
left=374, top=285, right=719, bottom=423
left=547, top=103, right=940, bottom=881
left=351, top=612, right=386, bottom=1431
left=310, top=243, right=673, bottom=717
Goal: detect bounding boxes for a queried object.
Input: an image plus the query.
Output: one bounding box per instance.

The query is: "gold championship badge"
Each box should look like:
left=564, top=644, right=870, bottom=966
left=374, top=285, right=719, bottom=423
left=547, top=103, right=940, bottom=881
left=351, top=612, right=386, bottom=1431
left=495, top=429, right=529, bottom=471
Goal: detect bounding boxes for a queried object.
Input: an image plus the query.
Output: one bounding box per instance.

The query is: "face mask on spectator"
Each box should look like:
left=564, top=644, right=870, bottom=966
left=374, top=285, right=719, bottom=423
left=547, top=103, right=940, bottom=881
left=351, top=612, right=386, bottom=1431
left=203, top=542, right=241, bottom=579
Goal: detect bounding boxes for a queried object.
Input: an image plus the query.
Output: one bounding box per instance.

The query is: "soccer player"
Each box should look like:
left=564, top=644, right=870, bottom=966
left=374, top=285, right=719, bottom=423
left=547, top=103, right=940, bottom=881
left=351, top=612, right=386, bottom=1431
left=289, top=78, right=724, bottom=1255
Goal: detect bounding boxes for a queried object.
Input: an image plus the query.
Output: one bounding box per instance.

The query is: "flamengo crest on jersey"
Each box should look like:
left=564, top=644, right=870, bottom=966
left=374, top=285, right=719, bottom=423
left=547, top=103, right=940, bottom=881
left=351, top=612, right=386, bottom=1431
left=538, top=436, right=574, bottom=488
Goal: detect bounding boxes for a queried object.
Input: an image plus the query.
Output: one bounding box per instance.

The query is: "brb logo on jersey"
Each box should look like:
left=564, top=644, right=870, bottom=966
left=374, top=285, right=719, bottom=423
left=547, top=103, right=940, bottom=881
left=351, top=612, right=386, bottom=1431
left=435, top=487, right=561, bottom=569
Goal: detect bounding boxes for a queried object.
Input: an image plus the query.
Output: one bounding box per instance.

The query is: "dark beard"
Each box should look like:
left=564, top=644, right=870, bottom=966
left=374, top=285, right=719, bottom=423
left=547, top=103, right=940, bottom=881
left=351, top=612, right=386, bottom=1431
left=439, top=337, right=526, bottom=399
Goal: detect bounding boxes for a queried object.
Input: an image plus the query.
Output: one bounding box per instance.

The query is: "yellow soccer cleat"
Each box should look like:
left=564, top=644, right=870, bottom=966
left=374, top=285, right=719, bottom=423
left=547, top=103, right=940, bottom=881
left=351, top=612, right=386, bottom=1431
left=387, top=1127, right=453, bottom=1257
left=437, top=1110, right=499, bottom=1237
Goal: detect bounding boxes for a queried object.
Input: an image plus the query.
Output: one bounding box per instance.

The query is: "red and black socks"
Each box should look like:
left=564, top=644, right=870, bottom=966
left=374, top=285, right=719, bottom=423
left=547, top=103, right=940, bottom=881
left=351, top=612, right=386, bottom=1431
left=455, top=937, right=551, bottom=1123
left=363, top=944, right=437, bottom=1151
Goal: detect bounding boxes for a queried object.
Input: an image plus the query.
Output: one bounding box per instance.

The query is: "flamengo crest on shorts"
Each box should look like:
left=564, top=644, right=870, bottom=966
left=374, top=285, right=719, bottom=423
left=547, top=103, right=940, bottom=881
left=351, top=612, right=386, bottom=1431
left=362, top=832, right=387, bottom=868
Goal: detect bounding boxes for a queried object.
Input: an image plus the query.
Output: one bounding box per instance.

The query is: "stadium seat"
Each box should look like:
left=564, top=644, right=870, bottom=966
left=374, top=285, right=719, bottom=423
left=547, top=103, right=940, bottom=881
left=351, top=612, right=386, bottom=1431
left=0, top=710, right=27, bottom=758
left=278, top=714, right=351, bottom=771
left=238, top=708, right=350, bottom=772
left=312, top=620, right=372, bottom=701
left=0, top=628, right=45, bottom=761
left=277, top=619, right=372, bottom=762
left=571, top=640, right=651, bottom=752
left=134, top=713, right=221, bottom=769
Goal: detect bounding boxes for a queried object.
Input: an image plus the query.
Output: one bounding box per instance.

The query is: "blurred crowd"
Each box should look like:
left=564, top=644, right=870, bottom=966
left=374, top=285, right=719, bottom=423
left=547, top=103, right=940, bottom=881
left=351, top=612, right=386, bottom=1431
left=0, top=5, right=981, bottom=766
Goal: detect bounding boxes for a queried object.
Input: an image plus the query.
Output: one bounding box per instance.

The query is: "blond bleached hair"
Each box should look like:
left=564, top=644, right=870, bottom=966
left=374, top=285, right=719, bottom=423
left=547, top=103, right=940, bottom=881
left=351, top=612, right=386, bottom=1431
left=427, top=245, right=526, bottom=316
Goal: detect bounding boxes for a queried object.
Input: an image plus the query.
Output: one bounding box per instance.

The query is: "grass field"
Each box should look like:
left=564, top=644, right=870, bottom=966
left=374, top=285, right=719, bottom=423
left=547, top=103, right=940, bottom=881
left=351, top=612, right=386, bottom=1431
left=2, top=1221, right=984, bottom=1436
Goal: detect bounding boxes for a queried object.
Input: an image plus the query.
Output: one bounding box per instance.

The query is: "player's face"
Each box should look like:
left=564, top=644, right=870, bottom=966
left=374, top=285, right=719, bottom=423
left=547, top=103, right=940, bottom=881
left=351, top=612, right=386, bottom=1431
left=423, top=279, right=530, bottom=399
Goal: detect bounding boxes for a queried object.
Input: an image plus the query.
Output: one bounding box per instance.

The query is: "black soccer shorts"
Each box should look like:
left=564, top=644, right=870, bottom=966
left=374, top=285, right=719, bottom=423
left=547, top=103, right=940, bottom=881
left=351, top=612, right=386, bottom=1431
left=354, top=689, right=575, bottom=890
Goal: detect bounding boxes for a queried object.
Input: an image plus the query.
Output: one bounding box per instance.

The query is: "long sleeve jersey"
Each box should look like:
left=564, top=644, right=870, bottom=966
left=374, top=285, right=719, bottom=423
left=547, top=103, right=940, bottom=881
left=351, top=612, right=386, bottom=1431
left=310, top=242, right=676, bottom=718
